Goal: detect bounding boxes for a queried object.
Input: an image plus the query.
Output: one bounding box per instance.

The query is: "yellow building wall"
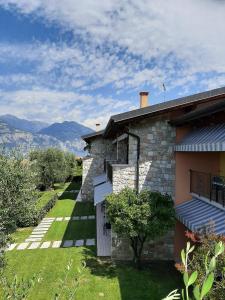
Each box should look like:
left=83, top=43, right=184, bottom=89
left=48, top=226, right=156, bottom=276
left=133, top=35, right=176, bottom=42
left=220, top=152, right=225, bottom=177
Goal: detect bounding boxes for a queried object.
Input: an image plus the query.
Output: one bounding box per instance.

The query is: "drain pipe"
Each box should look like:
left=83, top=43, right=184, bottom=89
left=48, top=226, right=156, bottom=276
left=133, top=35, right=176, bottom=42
left=125, top=130, right=140, bottom=193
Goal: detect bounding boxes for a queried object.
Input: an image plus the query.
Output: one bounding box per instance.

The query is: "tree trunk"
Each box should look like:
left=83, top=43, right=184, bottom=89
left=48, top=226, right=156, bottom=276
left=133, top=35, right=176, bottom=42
left=130, top=236, right=146, bottom=269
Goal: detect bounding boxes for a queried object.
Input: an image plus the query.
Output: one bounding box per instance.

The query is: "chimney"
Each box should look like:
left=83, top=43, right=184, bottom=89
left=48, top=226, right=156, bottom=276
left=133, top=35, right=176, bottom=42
left=140, top=91, right=149, bottom=108
left=96, top=123, right=100, bottom=131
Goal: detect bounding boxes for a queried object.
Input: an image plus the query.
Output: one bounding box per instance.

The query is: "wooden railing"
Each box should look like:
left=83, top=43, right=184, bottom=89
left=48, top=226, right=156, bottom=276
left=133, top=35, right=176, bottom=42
left=190, top=170, right=225, bottom=207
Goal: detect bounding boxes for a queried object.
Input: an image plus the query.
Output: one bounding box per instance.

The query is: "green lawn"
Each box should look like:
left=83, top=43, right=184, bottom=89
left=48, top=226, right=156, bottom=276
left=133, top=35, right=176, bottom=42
left=43, top=220, right=96, bottom=241
left=47, top=198, right=94, bottom=217
left=1, top=177, right=182, bottom=299
left=2, top=248, right=181, bottom=300
left=10, top=227, right=34, bottom=243
left=36, top=182, right=71, bottom=211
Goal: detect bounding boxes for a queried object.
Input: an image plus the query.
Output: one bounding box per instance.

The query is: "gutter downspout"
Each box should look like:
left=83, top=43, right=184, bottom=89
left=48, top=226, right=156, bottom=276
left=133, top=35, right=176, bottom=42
left=125, top=130, right=140, bottom=193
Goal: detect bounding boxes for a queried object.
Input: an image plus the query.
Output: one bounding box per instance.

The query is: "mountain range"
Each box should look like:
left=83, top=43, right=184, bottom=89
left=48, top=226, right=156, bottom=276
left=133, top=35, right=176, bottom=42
left=0, top=115, right=93, bottom=156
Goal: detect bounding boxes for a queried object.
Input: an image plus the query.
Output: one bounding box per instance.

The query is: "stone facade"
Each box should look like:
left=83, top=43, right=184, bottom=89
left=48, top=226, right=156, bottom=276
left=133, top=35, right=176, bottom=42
left=110, top=117, right=176, bottom=261
left=81, top=137, right=116, bottom=201
left=128, top=117, right=176, bottom=197
left=82, top=116, right=176, bottom=260
left=111, top=230, right=174, bottom=261
left=111, top=164, right=136, bottom=194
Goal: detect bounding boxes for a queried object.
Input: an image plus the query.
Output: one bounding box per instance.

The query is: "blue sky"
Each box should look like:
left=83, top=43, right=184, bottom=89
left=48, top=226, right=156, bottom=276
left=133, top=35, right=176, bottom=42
left=0, top=1, right=224, bottom=129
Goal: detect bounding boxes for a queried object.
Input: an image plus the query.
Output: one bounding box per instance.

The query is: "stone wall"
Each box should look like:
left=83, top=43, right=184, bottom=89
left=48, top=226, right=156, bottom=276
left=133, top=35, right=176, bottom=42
left=112, top=164, right=136, bottom=194
left=111, top=230, right=174, bottom=261
left=117, top=138, right=128, bottom=164
left=128, top=117, right=176, bottom=197
left=81, top=137, right=116, bottom=201
left=110, top=117, right=176, bottom=260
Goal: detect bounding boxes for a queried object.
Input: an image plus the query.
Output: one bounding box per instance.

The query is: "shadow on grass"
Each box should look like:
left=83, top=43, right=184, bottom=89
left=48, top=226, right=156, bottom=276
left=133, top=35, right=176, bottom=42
left=55, top=176, right=96, bottom=242
left=82, top=246, right=182, bottom=300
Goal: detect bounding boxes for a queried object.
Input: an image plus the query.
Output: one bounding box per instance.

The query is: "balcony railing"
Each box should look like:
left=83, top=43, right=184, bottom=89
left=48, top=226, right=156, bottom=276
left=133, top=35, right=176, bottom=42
left=190, top=169, right=225, bottom=207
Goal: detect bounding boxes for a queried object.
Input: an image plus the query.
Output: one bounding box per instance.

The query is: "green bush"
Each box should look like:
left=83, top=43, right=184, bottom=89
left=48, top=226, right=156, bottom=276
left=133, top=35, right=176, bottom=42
left=0, top=154, right=37, bottom=266
left=35, top=193, right=58, bottom=225
left=186, top=232, right=225, bottom=300
left=106, top=188, right=175, bottom=267
left=163, top=240, right=225, bottom=300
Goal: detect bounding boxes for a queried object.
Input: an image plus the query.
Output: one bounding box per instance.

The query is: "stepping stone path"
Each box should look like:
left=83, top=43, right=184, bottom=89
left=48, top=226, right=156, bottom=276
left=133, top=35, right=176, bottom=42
left=28, top=242, right=41, bottom=249
left=63, top=240, right=73, bottom=247
left=40, top=241, right=51, bottom=249
left=6, top=214, right=96, bottom=251
left=86, top=239, right=95, bottom=246
left=52, top=241, right=62, bottom=248
left=17, top=242, right=29, bottom=250
left=75, top=240, right=84, bottom=246
left=6, top=239, right=95, bottom=251
left=6, top=243, right=17, bottom=251
left=25, top=218, right=55, bottom=243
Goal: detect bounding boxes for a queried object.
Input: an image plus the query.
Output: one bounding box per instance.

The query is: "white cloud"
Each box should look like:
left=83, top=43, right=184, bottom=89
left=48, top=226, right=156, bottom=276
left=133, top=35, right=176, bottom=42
left=0, top=0, right=225, bottom=127
left=1, top=0, right=225, bottom=76
left=0, top=89, right=133, bottom=128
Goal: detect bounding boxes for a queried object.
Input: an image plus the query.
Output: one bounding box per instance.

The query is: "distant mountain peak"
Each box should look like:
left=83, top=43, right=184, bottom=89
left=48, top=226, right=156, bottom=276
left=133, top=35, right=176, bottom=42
left=0, top=115, right=93, bottom=156
left=0, top=114, right=49, bottom=133
left=39, top=120, right=93, bottom=142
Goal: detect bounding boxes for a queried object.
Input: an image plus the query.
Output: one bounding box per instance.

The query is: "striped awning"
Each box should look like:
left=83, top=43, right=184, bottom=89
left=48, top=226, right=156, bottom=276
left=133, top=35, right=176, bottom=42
left=176, top=198, right=225, bottom=235
left=175, top=124, right=225, bottom=152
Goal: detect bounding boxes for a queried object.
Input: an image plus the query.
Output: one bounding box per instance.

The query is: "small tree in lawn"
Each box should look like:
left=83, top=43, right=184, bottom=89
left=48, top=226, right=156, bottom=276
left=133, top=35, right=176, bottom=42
left=106, top=188, right=175, bottom=268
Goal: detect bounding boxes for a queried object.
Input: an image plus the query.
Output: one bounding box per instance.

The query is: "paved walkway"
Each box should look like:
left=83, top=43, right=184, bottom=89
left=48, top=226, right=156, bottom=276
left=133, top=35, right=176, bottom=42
left=8, top=215, right=96, bottom=251
left=6, top=239, right=95, bottom=251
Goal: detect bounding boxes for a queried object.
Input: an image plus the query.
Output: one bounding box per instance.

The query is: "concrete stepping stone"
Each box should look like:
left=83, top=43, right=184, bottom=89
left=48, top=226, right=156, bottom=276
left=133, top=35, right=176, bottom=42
left=39, top=221, right=53, bottom=225
left=86, top=239, right=95, bottom=246
left=80, top=216, right=87, bottom=220
left=30, top=234, right=44, bottom=238
left=36, top=226, right=50, bottom=230
left=72, top=216, right=80, bottom=221
left=25, top=238, right=42, bottom=242
left=17, top=242, right=29, bottom=250
left=52, top=241, right=62, bottom=248
left=75, top=240, right=84, bottom=246
left=43, top=218, right=55, bottom=221
left=64, top=217, right=71, bottom=221
left=63, top=240, right=73, bottom=247
left=40, top=242, right=51, bottom=249
left=56, top=217, right=63, bottom=221
left=6, top=243, right=17, bottom=251
left=28, top=242, right=41, bottom=249
left=32, top=230, right=47, bottom=234
left=88, top=215, right=95, bottom=220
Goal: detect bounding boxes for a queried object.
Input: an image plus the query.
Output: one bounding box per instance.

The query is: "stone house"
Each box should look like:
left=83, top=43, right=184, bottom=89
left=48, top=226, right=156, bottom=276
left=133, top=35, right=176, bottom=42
left=81, top=87, right=225, bottom=261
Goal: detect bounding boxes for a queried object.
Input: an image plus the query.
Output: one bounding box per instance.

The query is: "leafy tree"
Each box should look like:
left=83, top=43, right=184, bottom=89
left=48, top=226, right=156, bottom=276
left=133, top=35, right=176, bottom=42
left=106, top=188, right=175, bottom=267
left=30, top=148, right=70, bottom=190
left=0, top=154, right=37, bottom=266
left=64, top=152, right=77, bottom=180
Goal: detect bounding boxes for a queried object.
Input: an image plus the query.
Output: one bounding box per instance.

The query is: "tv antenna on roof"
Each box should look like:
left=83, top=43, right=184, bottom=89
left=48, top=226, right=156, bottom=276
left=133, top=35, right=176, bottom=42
left=162, top=83, right=166, bottom=102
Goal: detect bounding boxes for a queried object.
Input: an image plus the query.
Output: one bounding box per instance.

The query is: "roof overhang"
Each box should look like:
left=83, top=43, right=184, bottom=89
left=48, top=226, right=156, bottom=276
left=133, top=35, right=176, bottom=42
left=94, top=181, right=112, bottom=206
left=81, top=86, right=225, bottom=142
left=82, top=130, right=105, bottom=143
left=175, top=124, right=225, bottom=152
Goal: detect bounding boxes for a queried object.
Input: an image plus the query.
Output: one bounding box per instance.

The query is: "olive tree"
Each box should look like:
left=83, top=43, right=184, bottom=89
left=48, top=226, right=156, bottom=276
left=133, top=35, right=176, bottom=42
left=0, top=154, right=37, bottom=267
left=30, top=148, right=68, bottom=190
left=106, top=188, right=175, bottom=267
